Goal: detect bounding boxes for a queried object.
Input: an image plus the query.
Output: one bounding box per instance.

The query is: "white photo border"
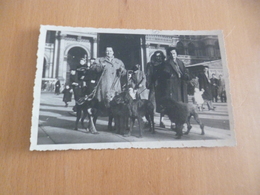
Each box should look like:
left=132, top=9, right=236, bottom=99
left=30, top=25, right=236, bottom=151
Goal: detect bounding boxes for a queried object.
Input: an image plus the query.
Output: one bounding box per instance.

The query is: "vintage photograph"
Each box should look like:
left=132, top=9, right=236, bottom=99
left=30, top=25, right=236, bottom=150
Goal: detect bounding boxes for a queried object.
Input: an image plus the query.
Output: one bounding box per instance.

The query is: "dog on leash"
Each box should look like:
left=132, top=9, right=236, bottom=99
left=159, top=97, right=204, bottom=139
left=108, top=92, right=130, bottom=135
left=74, top=96, right=99, bottom=134
left=124, top=90, right=155, bottom=138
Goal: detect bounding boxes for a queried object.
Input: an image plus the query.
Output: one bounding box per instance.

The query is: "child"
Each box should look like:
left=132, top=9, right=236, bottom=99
left=62, top=84, right=73, bottom=107
left=194, top=88, right=204, bottom=111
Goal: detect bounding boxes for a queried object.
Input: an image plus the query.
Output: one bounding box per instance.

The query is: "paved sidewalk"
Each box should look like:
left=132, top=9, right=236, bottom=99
left=37, top=93, right=232, bottom=145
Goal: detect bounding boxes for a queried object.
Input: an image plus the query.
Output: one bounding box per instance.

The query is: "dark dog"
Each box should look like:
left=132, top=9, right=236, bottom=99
left=74, top=96, right=99, bottom=134
left=108, top=92, right=129, bottom=135
left=124, top=91, right=155, bottom=138
left=160, top=97, right=204, bottom=139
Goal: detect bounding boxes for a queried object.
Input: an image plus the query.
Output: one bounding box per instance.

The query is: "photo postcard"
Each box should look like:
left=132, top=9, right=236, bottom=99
left=30, top=25, right=236, bottom=151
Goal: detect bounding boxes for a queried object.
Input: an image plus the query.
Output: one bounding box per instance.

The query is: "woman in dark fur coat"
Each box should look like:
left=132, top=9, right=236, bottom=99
left=146, top=50, right=166, bottom=127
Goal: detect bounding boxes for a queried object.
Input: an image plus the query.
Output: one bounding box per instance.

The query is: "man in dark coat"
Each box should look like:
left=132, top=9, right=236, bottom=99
left=163, top=47, right=190, bottom=103
left=210, top=73, right=219, bottom=102
left=54, top=79, right=61, bottom=95
left=198, top=66, right=215, bottom=110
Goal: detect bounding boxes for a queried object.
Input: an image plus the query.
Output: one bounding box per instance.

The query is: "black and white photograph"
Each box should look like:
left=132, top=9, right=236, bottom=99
left=30, top=25, right=236, bottom=150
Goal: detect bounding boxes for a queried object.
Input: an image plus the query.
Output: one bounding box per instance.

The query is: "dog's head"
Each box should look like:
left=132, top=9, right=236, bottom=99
left=109, top=91, right=124, bottom=106
left=159, top=97, right=174, bottom=113
left=104, top=90, right=117, bottom=107
left=110, top=91, right=132, bottom=106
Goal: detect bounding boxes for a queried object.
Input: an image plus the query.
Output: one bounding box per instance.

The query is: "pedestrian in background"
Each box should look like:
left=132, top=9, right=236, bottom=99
left=54, top=79, right=61, bottom=95
left=194, top=88, right=204, bottom=111
left=62, top=84, right=73, bottom=107
left=198, top=66, right=215, bottom=111
left=210, top=73, right=219, bottom=102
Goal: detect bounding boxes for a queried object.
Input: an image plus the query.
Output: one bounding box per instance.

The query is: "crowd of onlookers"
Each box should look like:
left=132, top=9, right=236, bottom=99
left=188, top=68, right=227, bottom=112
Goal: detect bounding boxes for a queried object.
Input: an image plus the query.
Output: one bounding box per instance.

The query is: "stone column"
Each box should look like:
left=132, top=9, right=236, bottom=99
left=48, top=44, right=54, bottom=78
left=53, top=31, right=60, bottom=78
left=58, top=33, right=66, bottom=84
left=140, top=36, right=147, bottom=71
left=93, top=38, right=97, bottom=58
left=145, top=43, right=150, bottom=64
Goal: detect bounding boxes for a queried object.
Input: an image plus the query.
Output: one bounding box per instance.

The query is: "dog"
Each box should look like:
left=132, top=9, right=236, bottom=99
left=108, top=92, right=130, bottom=135
left=123, top=90, right=155, bottom=138
left=159, top=97, right=204, bottom=139
left=74, top=96, right=99, bottom=134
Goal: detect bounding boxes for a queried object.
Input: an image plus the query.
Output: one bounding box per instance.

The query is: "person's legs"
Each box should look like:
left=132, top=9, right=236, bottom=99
left=207, top=100, right=215, bottom=110
left=160, top=114, right=165, bottom=128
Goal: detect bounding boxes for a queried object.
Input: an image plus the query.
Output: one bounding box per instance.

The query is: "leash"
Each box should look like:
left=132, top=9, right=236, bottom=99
left=76, top=68, right=107, bottom=105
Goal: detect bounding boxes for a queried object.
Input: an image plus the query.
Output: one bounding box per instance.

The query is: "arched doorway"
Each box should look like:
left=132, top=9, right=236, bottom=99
left=98, top=34, right=143, bottom=70
left=67, top=47, right=88, bottom=70
left=66, top=47, right=88, bottom=83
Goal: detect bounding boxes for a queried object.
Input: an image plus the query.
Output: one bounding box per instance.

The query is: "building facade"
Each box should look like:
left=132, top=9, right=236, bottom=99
left=42, top=31, right=222, bottom=86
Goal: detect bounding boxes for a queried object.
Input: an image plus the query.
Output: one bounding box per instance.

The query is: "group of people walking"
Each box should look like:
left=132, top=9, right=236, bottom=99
left=57, top=46, right=226, bottom=127
left=190, top=67, right=226, bottom=112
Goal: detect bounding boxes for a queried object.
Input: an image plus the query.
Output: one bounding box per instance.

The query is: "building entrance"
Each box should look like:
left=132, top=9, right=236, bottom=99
left=98, top=34, right=145, bottom=70
left=67, top=47, right=88, bottom=70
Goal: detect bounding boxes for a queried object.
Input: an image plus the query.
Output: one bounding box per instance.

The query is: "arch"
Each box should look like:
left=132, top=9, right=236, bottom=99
left=176, top=41, right=185, bottom=55
left=44, top=53, right=50, bottom=64
left=64, top=44, right=90, bottom=58
left=66, top=46, right=89, bottom=70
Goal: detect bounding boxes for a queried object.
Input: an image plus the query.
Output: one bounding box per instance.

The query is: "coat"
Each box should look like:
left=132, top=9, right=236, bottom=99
left=198, top=73, right=212, bottom=101
left=163, top=58, right=190, bottom=103
left=218, top=77, right=225, bottom=96
left=77, top=66, right=99, bottom=96
left=55, top=80, right=61, bottom=94
left=62, top=88, right=72, bottom=102
left=146, top=61, right=166, bottom=112
left=94, top=57, right=126, bottom=103
left=128, top=70, right=148, bottom=99
left=210, top=77, right=219, bottom=98
left=194, top=89, right=204, bottom=105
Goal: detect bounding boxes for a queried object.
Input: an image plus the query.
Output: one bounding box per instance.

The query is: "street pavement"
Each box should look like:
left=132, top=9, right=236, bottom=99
left=36, top=92, right=233, bottom=145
